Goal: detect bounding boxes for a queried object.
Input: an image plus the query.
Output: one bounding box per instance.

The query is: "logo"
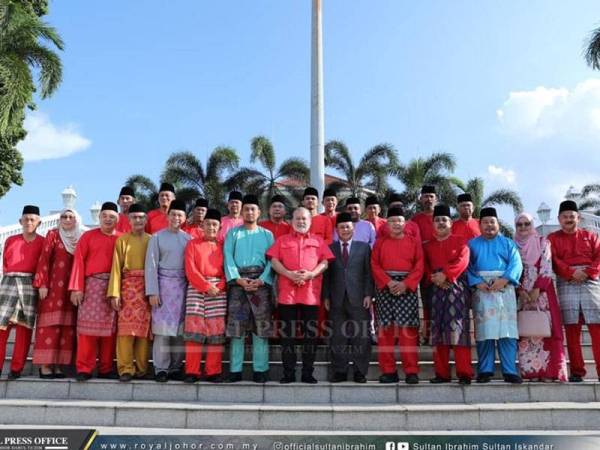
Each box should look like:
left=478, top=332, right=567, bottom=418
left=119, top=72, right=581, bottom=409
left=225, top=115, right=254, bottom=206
left=385, top=443, right=409, bottom=450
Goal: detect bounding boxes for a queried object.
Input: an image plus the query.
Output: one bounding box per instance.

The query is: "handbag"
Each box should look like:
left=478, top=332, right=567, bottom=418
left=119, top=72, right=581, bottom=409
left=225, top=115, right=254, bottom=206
left=518, top=305, right=551, bottom=338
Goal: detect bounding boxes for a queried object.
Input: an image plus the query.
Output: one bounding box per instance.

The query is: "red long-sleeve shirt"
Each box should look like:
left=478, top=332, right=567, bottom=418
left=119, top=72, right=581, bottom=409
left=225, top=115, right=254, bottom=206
left=371, top=234, right=424, bottom=292
left=309, top=214, right=333, bottom=245
left=116, top=213, right=132, bottom=233
left=547, top=229, right=600, bottom=280
left=68, top=228, right=120, bottom=292
left=259, top=220, right=291, bottom=240
left=2, top=234, right=44, bottom=273
left=451, top=218, right=481, bottom=240
left=377, top=220, right=422, bottom=242
left=423, top=235, right=470, bottom=286
left=411, top=212, right=435, bottom=244
left=184, top=238, right=225, bottom=293
left=145, top=209, right=169, bottom=234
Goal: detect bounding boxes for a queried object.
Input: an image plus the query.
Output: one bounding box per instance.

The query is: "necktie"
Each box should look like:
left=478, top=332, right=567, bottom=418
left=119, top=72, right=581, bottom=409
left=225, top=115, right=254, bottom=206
left=342, top=242, right=349, bottom=267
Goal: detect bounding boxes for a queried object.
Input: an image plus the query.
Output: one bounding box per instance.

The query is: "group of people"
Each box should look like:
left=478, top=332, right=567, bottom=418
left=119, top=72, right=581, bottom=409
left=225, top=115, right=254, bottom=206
left=0, top=181, right=599, bottom=386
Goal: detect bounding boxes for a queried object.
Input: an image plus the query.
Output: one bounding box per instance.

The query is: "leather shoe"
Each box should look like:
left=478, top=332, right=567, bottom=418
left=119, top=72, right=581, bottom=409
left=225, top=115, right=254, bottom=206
left=476, top=372, right=492, bottom=383
left=279, top=375, right=296, bottom=384
left=353, top=372, right=367, bottom=384
left=429, top=376, right=451, bottom=384
left=75, top=372, right=92, bottom=382
left=155, top=371, right=169, bottom=383
left=184, top=375, right=199, bottom=384
left=458, top=377, right=471, bottom=385
left=569, top=375, right=583, bottom=383
left=503, top=374, right=523, bottom=384
left=169, top=370, right=185, bottom=381
left=98, top=371, right=118, bottom=380
left=226, top=372, right=242, bottom=383
left=378, top=373, right=399, bottom=384
left=253, top=371, right=269, bottom=383
left=119, top=373, right=133, bottom=382
left=39, top=369, right=54, bottom=380
left=405, top=374, right=419, bottom=384
left=301, top=374, right=318, bottom=384
left=206, top=374, right=223, bottom=383
left=331, top=372, right=347, bottom=383
left=7, top=371, right=21, bottom=380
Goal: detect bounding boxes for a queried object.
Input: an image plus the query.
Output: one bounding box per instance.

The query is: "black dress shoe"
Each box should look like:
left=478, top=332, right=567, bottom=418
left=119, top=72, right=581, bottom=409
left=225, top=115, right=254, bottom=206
left=458, top=377, right=471, bottom=385
left=378, top=373, right=399, bottom=384
left=253, top=371, right=269, bottom=383
left=75, top=372, right=92, bottom=382
left=53, top=372, right=66, bottom=379
left=39, top=369, right=54, bottom=380
left=155, top=371, right=169, bottom=383
left=503, top=374, right=523, bottom=384
left=169, top=370, right=185, bottom=381
left=331, top=372, right=347, bottom=383
left=184, top=375, right=199, bottom=384
left=206, top=374, right=223, bottom=383
left=119, top=373, right=133, bottom=382
left=301, top=374, right=318, bottom=384
left=429, top=376, right=451, bottom=384
left=7, top=371, right=21, bottom=380
left=98, top=371, right=118, bottom=380
left=226, top=372, right=243, bottom=383
left=353, top=372, right=367, bottom=384
left=476, top=372, right=493, bottom=383
left=405, top=374, right=419, bottom=384
left=279, top=374, right=296, bottom=384
left=569, top=375, right=583, bottom=382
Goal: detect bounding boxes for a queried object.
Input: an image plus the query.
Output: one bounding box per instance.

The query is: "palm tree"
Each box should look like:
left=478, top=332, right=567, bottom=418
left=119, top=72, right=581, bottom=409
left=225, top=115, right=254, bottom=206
left=160, top=147, right=240, bottom=211
left=454, top=177, right=523, bottom=237
left=324, top=140, right=399, bottom=201
left=0, top=0, right=63, bottom=133
left=585, top=26, right=600, bottom=70
left=225, top=136, right=309, bottom=209
left=393, top=152, right=460, bottom=216
left=0, top=0, right=63, bottom=197
left=124, top=175, right=159, bottom=211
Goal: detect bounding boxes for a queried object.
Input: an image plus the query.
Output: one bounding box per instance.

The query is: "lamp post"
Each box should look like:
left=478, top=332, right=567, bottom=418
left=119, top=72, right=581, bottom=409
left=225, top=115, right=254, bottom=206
left=61, top=186, right=77, bottom=210
left=90, top=201, right=101, bottom=226
left=537, top=202, right=551, bottom=237
left=310, top=0, right=325, bottom=206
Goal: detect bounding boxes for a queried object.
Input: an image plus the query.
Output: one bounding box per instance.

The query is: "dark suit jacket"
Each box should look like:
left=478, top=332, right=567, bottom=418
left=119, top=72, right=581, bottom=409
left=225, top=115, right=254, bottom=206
left=323, top=240, right=374, bottom=309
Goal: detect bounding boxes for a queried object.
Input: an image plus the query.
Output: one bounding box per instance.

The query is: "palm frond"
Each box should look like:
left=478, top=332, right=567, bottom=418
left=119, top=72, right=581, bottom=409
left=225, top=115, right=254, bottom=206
left=276, top=157, right=309, bottom=183
left=206, top=146, right=239, bottom=181
left=161, top=151, right=204, bottom=189
left=586, top=26, right=600, bottom=70
left=482, top=189, right=523, bottom=215
left=250, top=135, right=275, bottom=174
left=324, top=140, right=354, bottom=178
left=422, top=152, right=456, bottom=177
left=581, top=183, right=600, bottom=197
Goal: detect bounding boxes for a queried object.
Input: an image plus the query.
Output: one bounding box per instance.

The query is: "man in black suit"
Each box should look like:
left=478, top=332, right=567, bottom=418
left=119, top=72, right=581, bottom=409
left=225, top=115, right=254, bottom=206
left=323, top=213, right=374, bottom=383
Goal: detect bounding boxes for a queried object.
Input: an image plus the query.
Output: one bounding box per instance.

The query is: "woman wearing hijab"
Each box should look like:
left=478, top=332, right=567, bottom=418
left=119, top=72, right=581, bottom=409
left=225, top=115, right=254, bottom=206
left=514, top=213, right=568, bottom=382
left=33, top=209, right=83, bottom=378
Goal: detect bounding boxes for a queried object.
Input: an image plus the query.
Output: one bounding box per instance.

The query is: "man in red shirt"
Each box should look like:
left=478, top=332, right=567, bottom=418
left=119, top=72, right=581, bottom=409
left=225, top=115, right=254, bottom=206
left=0, top=205, right=44, bottom=379
left=371, top=206, right=424, bottom=384
left=378, top=193, right=422, bottom=241
left=146, top=183, right=176, bottom=234
left=321, top=188, right=338, bottom=230
left=452, top=193, right=480, bottom=240
left=302, top=187, right=333, bottom=245
left=259, top=195, right=291, bottom=240
left=424, top=205, right=473, bottom=384
left=365, top=195, right=386, bottom=238
left=268, top=207, right=335, bottom=384
left=183, top=198, right=208, bottom=239
left=548, top=200, right=600, bottom=382
left=116, top=186, right=135, bottom=233
left=69, top=202, right=121, bottom=380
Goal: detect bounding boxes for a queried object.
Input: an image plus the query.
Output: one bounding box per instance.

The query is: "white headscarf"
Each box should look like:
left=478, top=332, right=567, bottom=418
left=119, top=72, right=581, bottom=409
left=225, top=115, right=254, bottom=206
left=58, top=208, right=83, bottom=254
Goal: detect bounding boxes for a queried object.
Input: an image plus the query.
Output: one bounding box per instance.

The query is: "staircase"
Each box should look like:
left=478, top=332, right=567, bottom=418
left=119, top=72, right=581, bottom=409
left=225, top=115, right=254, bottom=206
left=0, top=328, right=599, bottom=431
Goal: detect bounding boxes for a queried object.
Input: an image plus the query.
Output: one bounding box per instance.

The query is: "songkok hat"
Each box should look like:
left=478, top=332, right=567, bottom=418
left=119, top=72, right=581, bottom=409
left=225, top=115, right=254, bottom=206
left=22, top=205, right=40, bottom=216
left=480, top=207, right=498, bottom=219
left=323, top=188, right=337, bottom=198
left=270, top=195, right=286, bottom=206
left=159, top=182, right=175, bottom=194
left=365, top=195, right=380, bottom=207
left=168, top=199, right=186, bottom=213
left=204, top=208, right=221, bottom=222
left=228, top=191, right=243, bottom=202
left=457, top=193, right=472, bottom=203
left=303, top=187, right=319, bottom=198
left=119, top=186, right=135, bottom=197
left=345, top=197, right=360, bottom=206
left=101, top=202, right=118, bottom=213
left=559, top=200, right=579, bottom=214
left=433, top=204, right=451, bottom=218
left=242, top=194, right=259, bottom=207
left=195, top=198, right=208, bottom=208
left=421, top=185, right=436, bottom=194
left=336, top=212, right=352, bottom=225
left=128, top=203, right=146, bottom=214
left=387, top=192, right=403, bottom=205
left=387, top=207, right=405, bottom=218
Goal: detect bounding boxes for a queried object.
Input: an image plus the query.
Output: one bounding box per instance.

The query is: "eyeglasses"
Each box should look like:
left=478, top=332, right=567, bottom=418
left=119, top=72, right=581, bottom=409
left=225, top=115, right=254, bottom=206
left=516, top=222, right=531, bottom=227
left=60, top=215, right=75, bottom=220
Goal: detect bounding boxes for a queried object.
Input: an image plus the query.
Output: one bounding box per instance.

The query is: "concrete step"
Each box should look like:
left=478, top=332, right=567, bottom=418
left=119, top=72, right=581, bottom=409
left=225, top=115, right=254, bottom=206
left=5, top=358, right=599, bottom=381
left=1, top=378, right=599, bottom=404
left=0, top=398, right=598, bottom=431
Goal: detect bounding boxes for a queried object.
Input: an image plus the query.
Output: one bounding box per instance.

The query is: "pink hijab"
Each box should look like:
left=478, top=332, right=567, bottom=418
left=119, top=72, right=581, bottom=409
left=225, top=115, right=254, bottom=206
left=514, top=212, right=541, bottom=266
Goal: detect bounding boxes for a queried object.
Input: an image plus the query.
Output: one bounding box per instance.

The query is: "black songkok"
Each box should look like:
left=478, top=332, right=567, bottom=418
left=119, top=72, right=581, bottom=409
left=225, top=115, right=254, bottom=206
left=559, top=200, right=579, bottom=214
left=242, top=194, right=259, bottom=207
left=323, top=188, right=337, bottom=198
left=365, top=196, right=380, bottom=207
left=22, top=205, right=40, bottom=216
left=228, top=191, right=243, bottom=202
left=480, top=207, right=498, bottom=219
left=433, top=204, right=451, bottom=218
left=387, top=207, right=405, bottom=218
left=204, top=208, right=221, bottom=222
left=159, top=183, right=175, bottom=194
left=119, top=186, right=135, bottom=197
left=345, top=197, right=360, bottom=207
left=128, top=203, right=146, bottom=214
left=421, top=185, right=436, bottom=194
left=168, top=200, right=186, bottom=213
left=270, top=195, right=286, bottom=206
left=101, top=202, right=118, bottom=213
left=195, top=198, right=208, bottom=208
left=303, top=187, right=319, bottom=198
left=457, top=193, right=472, bottom=204
left=336, top=212, right=352, bottom=225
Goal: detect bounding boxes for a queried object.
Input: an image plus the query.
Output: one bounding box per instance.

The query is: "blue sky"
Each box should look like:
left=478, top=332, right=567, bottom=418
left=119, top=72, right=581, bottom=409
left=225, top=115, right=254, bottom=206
left=2, top=0, right=600, bottom=225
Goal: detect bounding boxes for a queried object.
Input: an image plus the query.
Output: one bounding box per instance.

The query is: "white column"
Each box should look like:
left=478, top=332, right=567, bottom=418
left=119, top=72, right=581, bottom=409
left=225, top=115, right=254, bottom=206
left=310, top=0, right=325, bottom=202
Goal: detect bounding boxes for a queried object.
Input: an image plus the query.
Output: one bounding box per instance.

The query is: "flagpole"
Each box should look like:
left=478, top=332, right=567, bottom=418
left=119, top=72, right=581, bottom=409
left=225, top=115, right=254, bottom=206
left=310, top=0, right=325, bottom=203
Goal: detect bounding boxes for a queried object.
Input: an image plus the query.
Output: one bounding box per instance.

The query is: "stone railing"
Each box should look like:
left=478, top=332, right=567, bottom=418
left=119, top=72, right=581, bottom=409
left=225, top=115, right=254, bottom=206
left=581, top=211, right=600, bottom=234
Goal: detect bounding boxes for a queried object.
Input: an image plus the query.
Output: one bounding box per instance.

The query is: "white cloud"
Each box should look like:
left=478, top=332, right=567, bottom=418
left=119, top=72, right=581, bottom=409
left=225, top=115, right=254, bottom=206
left=17, top=112, right=91, bottom=161
left=496, top=78, right=600, bottom=139
left=487, top=164, right=516, bottom=185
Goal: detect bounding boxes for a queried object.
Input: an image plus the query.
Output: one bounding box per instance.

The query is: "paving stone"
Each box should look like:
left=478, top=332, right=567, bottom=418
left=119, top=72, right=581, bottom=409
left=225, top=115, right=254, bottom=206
left=529, top=383, right=595, bottom=402
left=69, top=380, right=133, bottom=401
left=463, top=383, right=529, bottom=403
left=6, top=380, right=69, bottom=400
left=264, top=384, right=330, bottom=404
left=398, top=384, right=463, bottom=404
left=197, top=383, right=262, bottom=403
left=133, top=382, right=197, bottom=402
